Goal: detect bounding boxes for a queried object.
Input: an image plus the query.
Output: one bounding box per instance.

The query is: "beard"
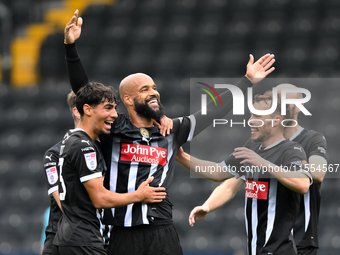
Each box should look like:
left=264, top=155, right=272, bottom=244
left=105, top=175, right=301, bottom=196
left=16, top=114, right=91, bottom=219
left=134, top=98, right=165, bottom=121
left=251, top=127, right=271, bottom=143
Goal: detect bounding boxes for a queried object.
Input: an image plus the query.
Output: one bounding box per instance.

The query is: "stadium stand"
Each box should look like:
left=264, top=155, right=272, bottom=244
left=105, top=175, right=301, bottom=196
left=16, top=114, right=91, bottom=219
left=1, top=0, right=340, bottom=254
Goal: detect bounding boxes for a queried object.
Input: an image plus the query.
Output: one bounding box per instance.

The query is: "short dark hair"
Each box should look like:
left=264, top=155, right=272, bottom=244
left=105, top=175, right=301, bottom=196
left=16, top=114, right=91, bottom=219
left=76, top=82, right=118, bottom=116
left=254, top=90, right=290, bottom=120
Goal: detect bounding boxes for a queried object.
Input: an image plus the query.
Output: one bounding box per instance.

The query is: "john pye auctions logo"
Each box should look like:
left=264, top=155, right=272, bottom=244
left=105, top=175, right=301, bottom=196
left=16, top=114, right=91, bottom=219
left=245, top=180, right=268, bottom=200
left=121, top=143, right=167, bottom=166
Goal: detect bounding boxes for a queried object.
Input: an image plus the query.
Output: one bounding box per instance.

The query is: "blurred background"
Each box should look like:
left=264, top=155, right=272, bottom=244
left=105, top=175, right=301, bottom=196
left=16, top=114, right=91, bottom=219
left=0, top=0, right=340, bottom=254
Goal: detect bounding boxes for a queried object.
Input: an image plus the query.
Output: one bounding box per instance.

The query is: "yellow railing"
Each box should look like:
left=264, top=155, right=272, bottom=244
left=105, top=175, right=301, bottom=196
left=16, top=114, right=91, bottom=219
left=11, top=0, right=115, bottom=87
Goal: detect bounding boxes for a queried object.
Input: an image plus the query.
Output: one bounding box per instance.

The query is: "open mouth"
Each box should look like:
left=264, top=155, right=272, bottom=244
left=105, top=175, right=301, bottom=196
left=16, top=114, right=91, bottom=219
left=104, top=120, right=113, bottom=129
left=146, top=97, right=159, bottom=106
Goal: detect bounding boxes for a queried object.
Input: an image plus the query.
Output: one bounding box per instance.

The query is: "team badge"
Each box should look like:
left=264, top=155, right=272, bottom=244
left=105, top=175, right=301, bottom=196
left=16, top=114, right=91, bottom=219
left=46, top=166, right=58, bottom=185
left=84, top=152, right=97, bottom=171
left=140, top=128, right=151, bottom=145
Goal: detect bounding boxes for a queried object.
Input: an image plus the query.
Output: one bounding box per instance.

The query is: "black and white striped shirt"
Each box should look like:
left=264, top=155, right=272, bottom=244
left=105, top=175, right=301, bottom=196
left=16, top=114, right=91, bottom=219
left=65, top=41, right=254, bottom=227
left=223, top=139, right=312, bottom=255
left=291, top=128, right=327, bottom=249
left=102, top=114, right=194, bottom=227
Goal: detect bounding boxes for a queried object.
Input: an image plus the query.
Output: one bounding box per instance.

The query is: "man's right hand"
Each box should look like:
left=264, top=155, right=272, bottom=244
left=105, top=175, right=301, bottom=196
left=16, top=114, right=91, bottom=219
left=137, top=176, right=167, bottom=203
left=64, top=9, right=83, bottom=44
left=189, top=205, right=210, bottom=227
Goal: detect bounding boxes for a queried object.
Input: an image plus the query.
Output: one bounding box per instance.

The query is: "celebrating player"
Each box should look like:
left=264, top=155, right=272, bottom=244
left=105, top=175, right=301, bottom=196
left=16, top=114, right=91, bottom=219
left=276, top=84, right=327, bottom=255
left=52, top=82, right=166, bottom=255
left=63, top=10, right=275, bottom=255
left=42, top=91, right=79, bottom=255
left=176, top=90, right=312, bottom=254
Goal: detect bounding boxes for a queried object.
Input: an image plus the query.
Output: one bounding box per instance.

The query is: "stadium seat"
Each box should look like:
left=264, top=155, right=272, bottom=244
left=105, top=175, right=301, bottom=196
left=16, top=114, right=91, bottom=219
left=195, top=0, right=228, bottom=15
left=137, top=0, right=167, bottom=16
left=165, top=0, right=198, bottom=16
left=160, top=14, right=194, bottom=45
left=152, top=48, right=184, bottom=76
left=39, top=32, right=66, bottom=81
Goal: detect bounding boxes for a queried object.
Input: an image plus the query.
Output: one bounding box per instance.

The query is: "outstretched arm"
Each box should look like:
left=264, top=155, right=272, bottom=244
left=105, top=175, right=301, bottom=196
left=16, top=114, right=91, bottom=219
left=189, top=178, right=244, bottom=227
left=192, top=54, right=275, bottom=138
left=175, top=147, right=234, bottom=181
left=64, top=10, right=89, bottom=93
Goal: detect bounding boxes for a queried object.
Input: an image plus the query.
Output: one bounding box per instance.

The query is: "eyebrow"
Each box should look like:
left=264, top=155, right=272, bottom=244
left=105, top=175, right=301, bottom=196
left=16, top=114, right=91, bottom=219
left=104, top=102, right=115, bottom=107
left=140, top=84, right=156, bottom=90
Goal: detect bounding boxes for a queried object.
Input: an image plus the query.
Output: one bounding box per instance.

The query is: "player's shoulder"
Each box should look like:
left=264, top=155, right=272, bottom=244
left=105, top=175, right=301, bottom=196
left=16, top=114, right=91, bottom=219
left=281, top=140, right=306, bottom=156
left=63, top=129, right=96, bottom=151
left=43, top=141, right=62, bottom=164
left=112, top=113, right=138, bottom=133
left=282, top=139, right=303, bottom=149
left=44, top=141, right=62, bottom=157
left=300, top=128, right=326, bottom=142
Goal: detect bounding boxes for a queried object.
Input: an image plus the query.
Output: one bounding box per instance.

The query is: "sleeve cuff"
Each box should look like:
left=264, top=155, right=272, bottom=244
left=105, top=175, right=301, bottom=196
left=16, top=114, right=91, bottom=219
left=80, top=172, right=102, bottom=183
left=242, top=76, right=253, bottom=87
left=48, top=186, right=58, bottom=196
left=299, top=169, right=313, bottom=186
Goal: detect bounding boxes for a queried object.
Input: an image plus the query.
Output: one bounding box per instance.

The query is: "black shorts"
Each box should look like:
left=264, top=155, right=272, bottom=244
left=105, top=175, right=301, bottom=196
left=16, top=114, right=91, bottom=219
left=52, top=245, right=107, bottom=255
left=107, top=223, right=183, bottom=255
left=297, top=246, right=318, bottom=255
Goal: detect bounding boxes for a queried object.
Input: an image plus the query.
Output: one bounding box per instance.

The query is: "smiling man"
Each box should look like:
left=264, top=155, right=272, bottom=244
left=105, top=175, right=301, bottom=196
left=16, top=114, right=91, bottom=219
left=276, top=84, right=327, bottom=255
left=52, top=82, right=166, bottom=255
left=119, top=73, right=166, bottom=129
left=63, top=10, right=275, bottom=255
left=176, top=90, right=313, bottom=255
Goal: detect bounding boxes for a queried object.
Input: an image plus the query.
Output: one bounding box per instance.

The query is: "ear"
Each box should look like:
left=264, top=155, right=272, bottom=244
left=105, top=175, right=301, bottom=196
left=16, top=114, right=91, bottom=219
left=272, top=115, right=282, bottom=127
left=123, top=94, right=134, bottom=107
left=83, top=104, right=92, bottom=116
left=72, top=107, right=81, bottom=120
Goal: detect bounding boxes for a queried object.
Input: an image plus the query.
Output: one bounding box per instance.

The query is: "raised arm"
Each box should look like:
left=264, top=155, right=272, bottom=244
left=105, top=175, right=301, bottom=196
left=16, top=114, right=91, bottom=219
left=64, top=10, right=89, bottom=93
left=189, top=177, right=244, bottom=227
left=192, top=54, right=275, bottom=137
